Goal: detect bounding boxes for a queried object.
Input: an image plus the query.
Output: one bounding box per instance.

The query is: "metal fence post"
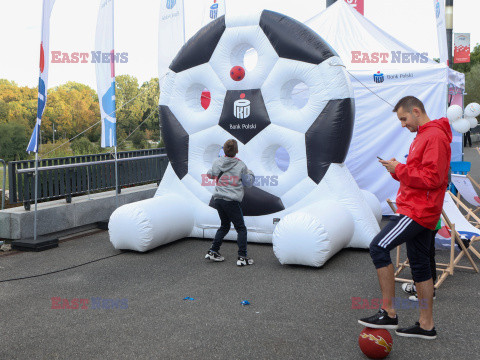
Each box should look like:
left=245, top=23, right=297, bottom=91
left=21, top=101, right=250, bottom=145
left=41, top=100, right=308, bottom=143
left=0, top=159, right=5, bottom=210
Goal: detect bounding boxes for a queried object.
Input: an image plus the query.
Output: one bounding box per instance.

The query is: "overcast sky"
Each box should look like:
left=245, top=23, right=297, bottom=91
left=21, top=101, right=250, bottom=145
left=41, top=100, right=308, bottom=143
left=0, top=0, right=478, bottom=89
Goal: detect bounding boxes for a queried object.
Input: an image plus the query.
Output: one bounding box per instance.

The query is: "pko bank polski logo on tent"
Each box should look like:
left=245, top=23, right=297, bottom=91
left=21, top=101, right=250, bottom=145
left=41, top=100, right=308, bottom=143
left=373, top=71, right=384, bottom=83
left=166, top=0, right=176, bottom=9
left=435, top=0, right=441, bottom=18
left=373, top=70, right=414, bottom=83
left=210, top=3, right=219, bottom=19
left=351, top=51, right=429, bottom=64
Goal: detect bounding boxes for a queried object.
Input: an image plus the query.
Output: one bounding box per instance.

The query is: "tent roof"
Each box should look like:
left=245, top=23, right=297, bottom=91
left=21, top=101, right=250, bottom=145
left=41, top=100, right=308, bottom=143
left=305, top=0, right=446, bottom=71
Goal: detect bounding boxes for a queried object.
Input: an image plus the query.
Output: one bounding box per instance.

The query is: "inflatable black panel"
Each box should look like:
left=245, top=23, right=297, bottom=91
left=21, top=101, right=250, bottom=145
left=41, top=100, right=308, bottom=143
left=209, top=186, right=285, bottom=217
left=219, top=89, right=271, bottom=144
left=306, top=98, right=355, bottom=184
left=159, top=105, right=189, bottom=180
left=259, top=10, right=337, bottom=65
left=169, top=16, right=226, bottom=73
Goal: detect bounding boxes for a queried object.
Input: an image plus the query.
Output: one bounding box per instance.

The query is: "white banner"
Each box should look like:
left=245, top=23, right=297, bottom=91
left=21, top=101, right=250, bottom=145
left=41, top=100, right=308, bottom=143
left=95, top=0, right=116, bottom=148
left=27, top=0, right=56, bottom=153
left=345, top=68, right=447, bottom=214
left=158, top=0, right=185, bottom=85
left=201, top=0, right=226, bottom=27
left=434, top=0, right=448, bottom=65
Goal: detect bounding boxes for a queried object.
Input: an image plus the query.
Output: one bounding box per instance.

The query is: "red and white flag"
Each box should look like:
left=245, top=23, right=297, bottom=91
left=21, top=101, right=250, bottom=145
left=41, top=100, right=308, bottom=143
left=454, top=33, right=471, bottom=64
left=27, top=0, right=56, bottom=153
left=345, top=0, right=364, bottom=15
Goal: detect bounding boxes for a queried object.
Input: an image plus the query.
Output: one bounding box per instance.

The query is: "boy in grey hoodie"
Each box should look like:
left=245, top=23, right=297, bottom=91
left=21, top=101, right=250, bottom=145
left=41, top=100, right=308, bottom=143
left=204, top=139, right=255, bottom=266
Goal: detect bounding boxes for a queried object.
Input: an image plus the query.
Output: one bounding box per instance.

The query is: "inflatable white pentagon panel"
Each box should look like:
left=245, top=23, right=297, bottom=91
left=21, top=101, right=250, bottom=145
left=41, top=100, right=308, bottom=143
left=109, top=10, right=381, bottom=266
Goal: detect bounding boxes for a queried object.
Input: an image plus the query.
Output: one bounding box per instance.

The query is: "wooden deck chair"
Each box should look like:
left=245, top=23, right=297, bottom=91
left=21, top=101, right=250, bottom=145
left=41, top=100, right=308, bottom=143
left=450, top=173, right=480, bottom=225
left=387, top=194, right=479, bottom=289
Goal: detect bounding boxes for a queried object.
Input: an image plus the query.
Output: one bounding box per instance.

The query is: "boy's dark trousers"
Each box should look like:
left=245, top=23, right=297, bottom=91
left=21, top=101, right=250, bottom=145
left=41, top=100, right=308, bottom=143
left=211, top=198, right=247, bottom=257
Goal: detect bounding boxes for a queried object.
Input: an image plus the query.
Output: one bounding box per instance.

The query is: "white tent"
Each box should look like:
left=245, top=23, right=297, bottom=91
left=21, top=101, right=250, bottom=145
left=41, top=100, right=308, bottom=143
left=304, top=1, right=464, bottom=213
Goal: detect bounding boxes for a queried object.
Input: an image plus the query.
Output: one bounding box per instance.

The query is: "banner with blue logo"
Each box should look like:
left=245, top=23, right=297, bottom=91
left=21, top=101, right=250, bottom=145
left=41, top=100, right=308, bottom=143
left=159, top=0, right=185, bottom=85
left=27, top=0, right=56, bottom=153
left=95, top=0, right=116, bottom=148
left=201, top=0, right=225, bottom=27
left=433, top=0, right=448, bottom=65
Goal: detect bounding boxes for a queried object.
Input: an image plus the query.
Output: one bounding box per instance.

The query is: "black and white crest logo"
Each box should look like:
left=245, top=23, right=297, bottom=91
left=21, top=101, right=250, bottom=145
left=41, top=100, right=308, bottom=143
left=219, top=89, right=271, bottom=144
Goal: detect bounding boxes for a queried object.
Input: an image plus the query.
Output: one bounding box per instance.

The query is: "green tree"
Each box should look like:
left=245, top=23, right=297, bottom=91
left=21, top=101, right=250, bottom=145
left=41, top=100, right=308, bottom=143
left=71, top=137, right=100, bottom=155
left=131, top=129, right=146, bottom=149
left=0, top=122, right=29, bottom=161
left=465, top=63, right=480, bottom=108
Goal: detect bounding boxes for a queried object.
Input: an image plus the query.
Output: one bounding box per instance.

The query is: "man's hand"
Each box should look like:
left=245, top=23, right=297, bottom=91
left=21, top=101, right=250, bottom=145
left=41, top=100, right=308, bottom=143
left=379, top=158, right=400, bottom=173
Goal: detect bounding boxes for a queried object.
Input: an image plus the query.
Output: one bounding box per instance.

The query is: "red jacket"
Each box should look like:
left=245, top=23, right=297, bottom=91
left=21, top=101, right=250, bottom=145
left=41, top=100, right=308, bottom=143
left=391, top=118, right=452, bottom=230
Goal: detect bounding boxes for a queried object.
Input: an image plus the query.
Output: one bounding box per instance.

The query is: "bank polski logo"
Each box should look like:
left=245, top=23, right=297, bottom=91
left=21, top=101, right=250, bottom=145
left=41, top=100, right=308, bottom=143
left=373, top=71, right=385, bottom=83
left=233, top=94, right=251, bottom=119
left=435, top=0, right=440, bottom=18
left=210, top=3, right=219, bottom=19
left=166, top=0, right=176, bottom=10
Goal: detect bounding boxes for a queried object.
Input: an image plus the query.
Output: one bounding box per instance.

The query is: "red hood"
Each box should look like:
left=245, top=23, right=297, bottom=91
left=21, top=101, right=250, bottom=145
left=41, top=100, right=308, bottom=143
left=418, top=117, right=452, bottom=143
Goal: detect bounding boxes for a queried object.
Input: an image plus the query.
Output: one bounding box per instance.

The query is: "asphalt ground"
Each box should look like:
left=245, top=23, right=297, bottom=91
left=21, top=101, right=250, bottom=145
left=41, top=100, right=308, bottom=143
left=1, top=146, right=480, bottom=360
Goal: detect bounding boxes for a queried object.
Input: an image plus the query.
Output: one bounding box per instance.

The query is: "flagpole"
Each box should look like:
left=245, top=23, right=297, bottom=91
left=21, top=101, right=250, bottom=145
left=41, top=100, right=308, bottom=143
left=34, top=152, right=39, bottom=241
left=115, top=145, right=119, bottom=208
left=182, top=0, right=186, bottom=43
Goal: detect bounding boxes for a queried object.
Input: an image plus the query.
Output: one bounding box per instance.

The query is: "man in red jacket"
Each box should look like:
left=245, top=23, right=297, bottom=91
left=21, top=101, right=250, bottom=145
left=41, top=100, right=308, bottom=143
left=358, top=96, right=451, bottom=340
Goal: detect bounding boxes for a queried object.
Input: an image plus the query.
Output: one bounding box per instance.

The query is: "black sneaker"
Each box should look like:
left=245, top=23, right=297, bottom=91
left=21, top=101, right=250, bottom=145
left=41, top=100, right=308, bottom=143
left=205, top=250, right=225, bottom=262
left=358, top=309, right=399, bottom=329
left=395, top=322, right=437, bottom=340
left=237, top=256, right=254, bottom=266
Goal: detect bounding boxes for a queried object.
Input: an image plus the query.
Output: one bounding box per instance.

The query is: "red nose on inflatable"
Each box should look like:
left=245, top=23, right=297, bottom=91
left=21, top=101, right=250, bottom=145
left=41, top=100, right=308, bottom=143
left=358, top=328, right=393, bottom=359
left=230, top=66, right=245, bottom=81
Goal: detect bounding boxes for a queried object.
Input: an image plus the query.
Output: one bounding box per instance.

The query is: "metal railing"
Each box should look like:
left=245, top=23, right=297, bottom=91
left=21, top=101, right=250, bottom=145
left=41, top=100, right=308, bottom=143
left=1, top=159, right=5, bottom=210
left=8, top=148, right=169, bottom=210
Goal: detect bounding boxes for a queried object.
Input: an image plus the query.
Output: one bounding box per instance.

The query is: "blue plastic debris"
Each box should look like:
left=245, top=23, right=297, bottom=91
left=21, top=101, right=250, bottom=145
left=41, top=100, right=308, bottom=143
left=183, top=297, right=195, bottom=301
left=241, top=300, right=250, bottom=306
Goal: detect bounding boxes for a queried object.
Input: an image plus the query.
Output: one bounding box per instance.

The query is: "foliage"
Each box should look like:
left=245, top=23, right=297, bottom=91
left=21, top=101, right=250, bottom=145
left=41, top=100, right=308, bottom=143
left=0, top=76, right=160, bottom=159
left=0, top=122, right=29, bottom=161
left=131, top=130, right=147, bottom=149
left=70, top=137, right=100, bottom=155
left=465, top=63, right=480, bottom=108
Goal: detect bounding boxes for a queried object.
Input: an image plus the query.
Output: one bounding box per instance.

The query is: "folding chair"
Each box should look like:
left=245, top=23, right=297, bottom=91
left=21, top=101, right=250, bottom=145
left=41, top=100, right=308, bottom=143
left=450, top=173, right=480, bottom=225
left=449, top=161, right=470, bottom=196
left=387, top=193, right=479, bottom=289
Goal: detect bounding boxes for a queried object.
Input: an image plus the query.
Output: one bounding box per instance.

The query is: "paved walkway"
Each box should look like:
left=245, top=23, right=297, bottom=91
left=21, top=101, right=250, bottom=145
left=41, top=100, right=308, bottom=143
left=1, top=146, right=480, bottom=359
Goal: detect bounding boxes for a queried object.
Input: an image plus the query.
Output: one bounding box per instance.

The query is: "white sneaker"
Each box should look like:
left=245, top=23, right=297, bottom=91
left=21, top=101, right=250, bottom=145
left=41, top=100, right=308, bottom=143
left=409, top=292, right=436, bottom=302
left=401, top=282, right=416, bottom=295
left=237, top=256, right=254, bottom=266
left=205, top=250, right=225, bottom=262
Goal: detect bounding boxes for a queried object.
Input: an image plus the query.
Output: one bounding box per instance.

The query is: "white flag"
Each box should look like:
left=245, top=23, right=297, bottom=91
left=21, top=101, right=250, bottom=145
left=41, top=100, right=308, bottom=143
left=158, top=0, right=185, bottom=85
left=95, top=0, right=116, bottom=148
left=201, top=0, right=226, bottom=27
left=433, top=0, right=448, bottom=65
left=27, top=0, right=56, bottom=153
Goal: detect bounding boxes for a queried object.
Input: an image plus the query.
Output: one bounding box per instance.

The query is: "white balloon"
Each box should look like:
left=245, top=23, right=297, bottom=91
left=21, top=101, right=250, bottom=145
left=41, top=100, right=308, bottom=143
left=464, top=103, right=480, bottom=118
left=466, top=116, right=478, bottom=129
left=447, top=105, right=463, bottom=123
left=452, top=118, right=471, bottom=133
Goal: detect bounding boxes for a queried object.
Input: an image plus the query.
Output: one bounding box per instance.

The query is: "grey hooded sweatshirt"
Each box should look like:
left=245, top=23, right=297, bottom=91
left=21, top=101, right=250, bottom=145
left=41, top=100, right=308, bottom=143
left=207, top=156, right=255, bottom=202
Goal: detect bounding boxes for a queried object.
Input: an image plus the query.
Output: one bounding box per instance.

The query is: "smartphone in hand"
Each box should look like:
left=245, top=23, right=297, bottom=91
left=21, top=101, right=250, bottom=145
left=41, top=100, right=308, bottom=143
left=377, top=156, right=383, bottom=161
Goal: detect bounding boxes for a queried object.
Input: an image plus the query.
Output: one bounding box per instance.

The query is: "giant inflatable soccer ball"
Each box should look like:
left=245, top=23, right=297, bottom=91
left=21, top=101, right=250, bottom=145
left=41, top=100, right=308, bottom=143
left=109, top=10, right=381, bottom=266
